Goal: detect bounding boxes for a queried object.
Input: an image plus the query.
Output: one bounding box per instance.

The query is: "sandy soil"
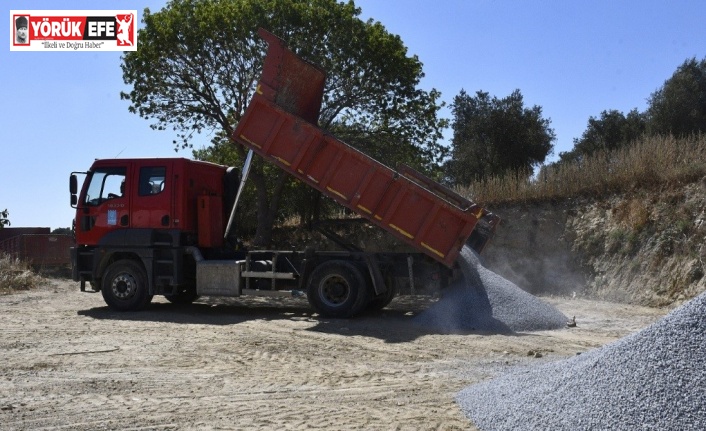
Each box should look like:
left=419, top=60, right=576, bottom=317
left=0, top=279, right=668, bottom=430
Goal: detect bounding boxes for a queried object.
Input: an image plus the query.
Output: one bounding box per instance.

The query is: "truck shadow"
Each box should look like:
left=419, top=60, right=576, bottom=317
left=78, top=300, right=314, bottom=327
left=78, top=295, right=516, bottom=343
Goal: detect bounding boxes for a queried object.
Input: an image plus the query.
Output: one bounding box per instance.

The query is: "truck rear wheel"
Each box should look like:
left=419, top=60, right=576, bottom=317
left=307, top=261, right=368, bottom=318
left=366, top=283, right=397, bottom=313
left=101, top=260, right=152, bottom=311
left=164, top=287, right=199, bottom=305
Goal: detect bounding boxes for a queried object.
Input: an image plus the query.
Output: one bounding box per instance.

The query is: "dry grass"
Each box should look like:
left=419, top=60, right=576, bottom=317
left=0, top=252, right=44, bottom=293
left=459, top=135, right=706, bottom=205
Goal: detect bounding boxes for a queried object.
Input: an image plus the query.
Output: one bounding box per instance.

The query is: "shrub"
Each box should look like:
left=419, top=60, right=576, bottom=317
left=0, top=253, right=43, bottom=293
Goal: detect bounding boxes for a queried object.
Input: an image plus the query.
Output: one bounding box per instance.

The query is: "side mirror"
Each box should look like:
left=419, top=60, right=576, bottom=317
left=70, top=174, right=79, bottom=208
left=70, top=174, right=78, bottom=195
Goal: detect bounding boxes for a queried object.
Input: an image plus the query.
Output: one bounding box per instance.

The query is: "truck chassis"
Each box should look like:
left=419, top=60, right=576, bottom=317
left=74, top=228, right=451, bottom=318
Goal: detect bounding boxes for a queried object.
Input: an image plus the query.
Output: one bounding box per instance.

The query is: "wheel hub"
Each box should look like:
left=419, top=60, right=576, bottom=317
left=112, top=273, right=137, bottom=300
left=320, top=275, right=350, bottom=306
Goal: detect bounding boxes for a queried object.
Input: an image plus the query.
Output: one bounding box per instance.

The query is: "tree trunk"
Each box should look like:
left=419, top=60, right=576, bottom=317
left=250, top=159, right=289, bottom=248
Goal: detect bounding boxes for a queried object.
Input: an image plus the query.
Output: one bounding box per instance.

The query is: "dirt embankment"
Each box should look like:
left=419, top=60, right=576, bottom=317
left=482, top=180, right=706, bottom=307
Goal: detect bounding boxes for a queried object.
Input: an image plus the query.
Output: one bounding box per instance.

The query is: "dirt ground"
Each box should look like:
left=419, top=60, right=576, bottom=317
left=0, top=279, right=668, bottom=431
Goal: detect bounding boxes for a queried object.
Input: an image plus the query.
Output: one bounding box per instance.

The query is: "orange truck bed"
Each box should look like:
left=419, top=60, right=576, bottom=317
left=233, top=29, right=498, bottom=267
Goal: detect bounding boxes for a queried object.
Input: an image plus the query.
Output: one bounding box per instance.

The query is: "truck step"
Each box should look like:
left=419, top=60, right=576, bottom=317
left=241, top=289, right=298, bottom=297
left=241, top=271, right=295, bottom=280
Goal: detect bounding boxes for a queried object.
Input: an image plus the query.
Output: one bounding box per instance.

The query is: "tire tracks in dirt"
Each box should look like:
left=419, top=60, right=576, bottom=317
left=0, top=280, right=667, bottom=430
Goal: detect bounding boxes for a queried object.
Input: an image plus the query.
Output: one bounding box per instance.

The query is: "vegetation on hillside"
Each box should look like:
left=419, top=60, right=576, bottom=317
left=459, top=134, right=706, bottom=206
left=451, top=57, right=706, bottom=197
left=557, top=58, right=706, bottom=166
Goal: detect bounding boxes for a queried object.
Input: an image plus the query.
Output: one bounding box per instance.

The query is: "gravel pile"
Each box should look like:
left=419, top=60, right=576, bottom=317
left=413, top=245, right=568, bottom=333
left=456, top=291, right=706, bottom=430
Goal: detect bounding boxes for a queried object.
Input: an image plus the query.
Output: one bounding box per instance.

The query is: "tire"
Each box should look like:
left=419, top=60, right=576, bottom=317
left=366, top=282, right=397, bottom=313
left=164, top=287, right=199, bottom=305
left=306, top=261, right=369, bottom=318
left=101, top=260, right=152, bottom=311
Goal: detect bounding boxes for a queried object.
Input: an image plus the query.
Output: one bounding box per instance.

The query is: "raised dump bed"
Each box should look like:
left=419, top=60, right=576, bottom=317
left=234, top=29, right=498, bottom=267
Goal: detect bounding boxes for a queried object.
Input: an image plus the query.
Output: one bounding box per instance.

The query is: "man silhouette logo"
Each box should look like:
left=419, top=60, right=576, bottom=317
left=116, top=14, right=133, bottom=46
left=15, top=16, right=29, bottom=45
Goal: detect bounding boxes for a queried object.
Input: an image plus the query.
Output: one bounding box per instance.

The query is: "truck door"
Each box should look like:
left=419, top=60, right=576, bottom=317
left=77, top=165, right=131, bottom=246
left=131, top=162, right=172, bottom=229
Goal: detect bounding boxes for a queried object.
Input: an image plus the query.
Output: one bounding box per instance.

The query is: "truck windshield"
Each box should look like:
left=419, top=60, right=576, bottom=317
left=84, top=167, right=126, bottom=206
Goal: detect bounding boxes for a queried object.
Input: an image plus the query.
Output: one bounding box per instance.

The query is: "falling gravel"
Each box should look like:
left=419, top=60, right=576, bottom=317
left=413, top=245, right=568, bottom=333
left=456, top=291, right=706, bottom=430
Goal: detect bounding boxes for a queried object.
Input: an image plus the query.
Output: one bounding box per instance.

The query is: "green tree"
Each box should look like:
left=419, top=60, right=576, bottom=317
left=647, top=57, right=706, bottom=136
left=121, top=0, right=446, bottom=246
left=0, top=209, right=9, bottom=228
left=446, top=89, right=555, bottom=184
left=559, top=109, right=646, bottom=163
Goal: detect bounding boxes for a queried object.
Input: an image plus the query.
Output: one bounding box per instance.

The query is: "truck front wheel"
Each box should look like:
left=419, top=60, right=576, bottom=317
left=101, top=260, right=152, bottom=311
left=307, top=261, right=368, bottom=318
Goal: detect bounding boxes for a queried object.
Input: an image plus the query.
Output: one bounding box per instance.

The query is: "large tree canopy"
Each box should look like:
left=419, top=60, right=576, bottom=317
left=446, top=89, right=555, bottom=185
left=558, top=57, right=705, bottom=165
left=121, top=0, right=446, bottom=246
left=647, top=57, right=706, bottom=137
left=559, top=109, right=646, bottom=164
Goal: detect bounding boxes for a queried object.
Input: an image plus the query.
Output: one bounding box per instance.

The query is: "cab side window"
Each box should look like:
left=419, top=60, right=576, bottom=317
left=139, top=166, right=166, bottom=196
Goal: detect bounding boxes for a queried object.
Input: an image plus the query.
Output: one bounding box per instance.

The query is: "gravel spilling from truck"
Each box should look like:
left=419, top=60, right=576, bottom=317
left=413, top=245, right=568, bottom=333
left=455, top=291, right=706, bottom=430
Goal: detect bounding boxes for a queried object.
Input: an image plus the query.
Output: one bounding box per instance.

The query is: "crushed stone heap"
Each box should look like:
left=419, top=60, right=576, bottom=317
left=456, top=291, right=706, bottom=430
left=413, top=245, right=568, bottom=333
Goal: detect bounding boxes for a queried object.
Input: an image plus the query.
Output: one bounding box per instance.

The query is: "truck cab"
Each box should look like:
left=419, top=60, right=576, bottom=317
left=72, top=158, right=230, bottom=247
left=70, top=158, right=239, bottom=310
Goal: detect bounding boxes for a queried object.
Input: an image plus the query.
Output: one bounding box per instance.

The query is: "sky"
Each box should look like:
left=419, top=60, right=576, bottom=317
left=2, top=0, right=706, bottom=230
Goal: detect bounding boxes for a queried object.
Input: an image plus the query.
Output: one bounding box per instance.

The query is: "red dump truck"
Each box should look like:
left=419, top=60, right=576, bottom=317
left=69, top=29, right=499, bottom=317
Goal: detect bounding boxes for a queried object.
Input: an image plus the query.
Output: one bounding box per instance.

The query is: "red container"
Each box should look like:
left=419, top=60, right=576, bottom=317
left=0, top=233, right=72, bottom=266
left=0, top=227, right=49, bottom=242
